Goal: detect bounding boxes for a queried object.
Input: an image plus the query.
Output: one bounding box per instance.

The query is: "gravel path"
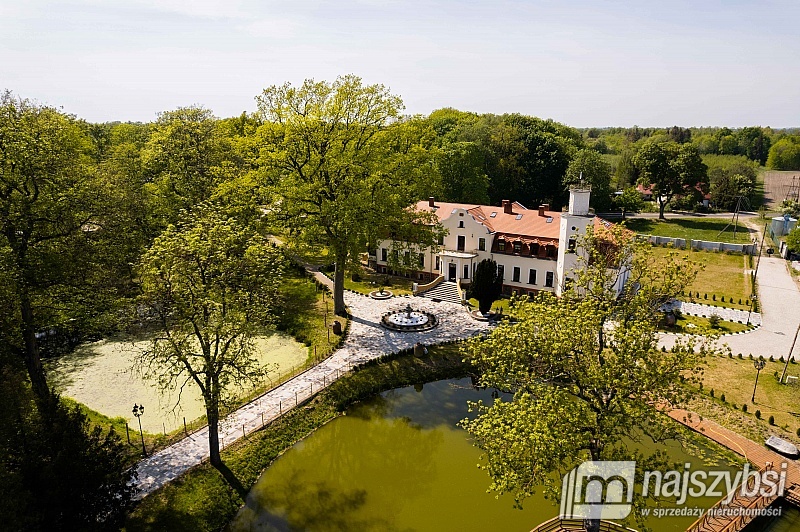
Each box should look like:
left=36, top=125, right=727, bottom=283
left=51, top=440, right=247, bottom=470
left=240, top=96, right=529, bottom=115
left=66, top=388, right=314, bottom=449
left=133, top=291, right=489, bottom=497
left=659, top=257, right=800, bottom=358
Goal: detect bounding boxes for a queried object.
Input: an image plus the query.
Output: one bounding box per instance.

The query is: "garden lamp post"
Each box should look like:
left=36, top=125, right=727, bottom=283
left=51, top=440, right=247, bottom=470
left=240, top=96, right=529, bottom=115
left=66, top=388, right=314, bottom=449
left=132, top=403, right=147, bottom=457
left=752, top=359, right=766, bottom=403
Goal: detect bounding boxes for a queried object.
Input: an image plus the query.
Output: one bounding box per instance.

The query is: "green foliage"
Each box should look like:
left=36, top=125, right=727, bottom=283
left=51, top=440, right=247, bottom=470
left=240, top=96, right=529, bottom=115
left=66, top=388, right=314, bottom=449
left=564, top=148, right=613, bottom=211
left=782, top=200, right=800, bottom=218
left=769, top=415, right=775, bottom=425
left=434, top=141, right=490, bottom=204
left=634, top=140, right=708, bottom=219
left=0, top=366, right=137, bottom=531
left=767, top=137, right=800, bottom=170
left=614, top=187, right=644, bottom=219
left=461, top=226, right=707, bottom=516
left=787, top=227, right=800, bottom=253
left=755, top=409, right=761, bottom=418
left=703, top=154, right=758, bottom=210
left=137, top=209, right=285, bottom=465
left=471, top=259, right=502, bottom=314
left=255, top=76, right=441, bottom=315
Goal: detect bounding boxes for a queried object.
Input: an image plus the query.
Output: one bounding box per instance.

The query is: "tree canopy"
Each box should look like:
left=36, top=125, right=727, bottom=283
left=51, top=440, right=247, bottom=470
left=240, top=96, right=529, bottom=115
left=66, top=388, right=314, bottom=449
left=137, top=209, right=284, bottom=466
left=462, top=226, right=707, bottom=528
left=254, top=75, right=440, bottom=315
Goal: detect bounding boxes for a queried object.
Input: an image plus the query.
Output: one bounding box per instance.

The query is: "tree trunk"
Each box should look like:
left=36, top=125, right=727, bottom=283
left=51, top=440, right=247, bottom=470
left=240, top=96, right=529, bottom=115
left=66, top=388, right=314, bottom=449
left=207, top=398, right=222, bottom=467
left=20, top=290, right=49, bottom=402
left=658, top=198, right=666, bottom=220
left=333, top=251, right=347, bottom=316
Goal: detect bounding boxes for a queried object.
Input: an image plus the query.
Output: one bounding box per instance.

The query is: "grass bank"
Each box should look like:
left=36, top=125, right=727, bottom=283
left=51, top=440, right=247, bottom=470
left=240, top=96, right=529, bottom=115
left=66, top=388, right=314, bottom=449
left=624, top=217, right=754, bottom=243
left=660, top=314, right=753, bottom=335
left=124, top=343, right=469, bottom=531
left=650, top=246, right=753, bottom=309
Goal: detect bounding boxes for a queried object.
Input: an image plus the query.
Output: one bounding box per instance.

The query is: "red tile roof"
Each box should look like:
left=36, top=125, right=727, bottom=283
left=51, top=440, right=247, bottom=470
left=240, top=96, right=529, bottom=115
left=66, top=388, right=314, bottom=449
left=414, top=200, right=562, bottom=240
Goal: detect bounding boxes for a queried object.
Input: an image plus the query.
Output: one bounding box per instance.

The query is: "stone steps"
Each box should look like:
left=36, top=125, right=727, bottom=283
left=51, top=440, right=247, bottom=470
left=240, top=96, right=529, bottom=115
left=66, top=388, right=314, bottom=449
left=418, top=281, right=462, bottom=305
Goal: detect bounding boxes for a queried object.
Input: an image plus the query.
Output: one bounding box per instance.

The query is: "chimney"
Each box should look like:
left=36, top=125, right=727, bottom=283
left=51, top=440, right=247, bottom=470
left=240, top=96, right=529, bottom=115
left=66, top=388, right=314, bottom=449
left=502, top=200, right=513, bottom=214
left=428, top=197, right=435, bottom=207
left=538, top=204, right=550, bottom=217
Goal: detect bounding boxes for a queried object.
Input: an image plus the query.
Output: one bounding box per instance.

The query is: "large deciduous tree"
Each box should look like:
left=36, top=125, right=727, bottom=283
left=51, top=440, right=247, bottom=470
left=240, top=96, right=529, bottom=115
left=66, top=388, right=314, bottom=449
left=634, top=141, right=707, bottom=219
left=254, top=76, right=440, bottom=316
left=138, top=209, right=283, bottom=466
left=462, top=226, right=707, bottom=530
left=0, top=92, right=100, bottom=401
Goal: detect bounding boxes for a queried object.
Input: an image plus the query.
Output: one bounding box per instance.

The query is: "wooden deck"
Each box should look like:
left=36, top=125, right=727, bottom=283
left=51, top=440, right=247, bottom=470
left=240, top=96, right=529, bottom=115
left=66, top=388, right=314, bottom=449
left=668, top=408, right=800, bottom=531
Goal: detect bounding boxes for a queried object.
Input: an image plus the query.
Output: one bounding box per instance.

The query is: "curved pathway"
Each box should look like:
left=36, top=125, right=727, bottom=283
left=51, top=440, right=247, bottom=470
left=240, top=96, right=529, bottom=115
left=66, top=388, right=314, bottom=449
left=133, top=291, right=489, bottom=497
left=659, top=257, right=800, bottom=359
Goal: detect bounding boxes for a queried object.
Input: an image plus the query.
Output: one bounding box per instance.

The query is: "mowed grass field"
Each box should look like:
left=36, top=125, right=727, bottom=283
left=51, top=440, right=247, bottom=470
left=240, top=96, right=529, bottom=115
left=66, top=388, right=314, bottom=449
left=701, top=355, right=800, bottom=432
left=624, top=217, right=754, bottom=243
left=649, top=246, right=753, bottom=309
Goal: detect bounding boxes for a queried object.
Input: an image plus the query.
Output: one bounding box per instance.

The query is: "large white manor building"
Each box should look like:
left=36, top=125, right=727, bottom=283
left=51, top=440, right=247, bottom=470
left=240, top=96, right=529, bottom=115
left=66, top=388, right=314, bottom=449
left=372, top=188, right=629, bottom=297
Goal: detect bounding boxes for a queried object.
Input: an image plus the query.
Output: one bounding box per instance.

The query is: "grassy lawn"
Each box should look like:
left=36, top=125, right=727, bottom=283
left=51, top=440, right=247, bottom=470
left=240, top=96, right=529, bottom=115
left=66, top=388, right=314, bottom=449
left=695, top=354, right=800, bottom=441
left=125, top=344, right=468, bottom=532
left=660, top=314, right=752, bottom=335
left=467, top=297, right=512, bottom=314
left=624, top=217, right=754, bottom=243
left=323, top=266, right=415, bottom=296
left=649, top=247, right=753, bottom=309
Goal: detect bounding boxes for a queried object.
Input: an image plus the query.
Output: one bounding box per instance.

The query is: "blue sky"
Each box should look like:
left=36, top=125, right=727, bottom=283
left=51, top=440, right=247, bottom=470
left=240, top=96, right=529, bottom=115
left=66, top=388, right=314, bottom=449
left=1, top=0, right=798, bottom=126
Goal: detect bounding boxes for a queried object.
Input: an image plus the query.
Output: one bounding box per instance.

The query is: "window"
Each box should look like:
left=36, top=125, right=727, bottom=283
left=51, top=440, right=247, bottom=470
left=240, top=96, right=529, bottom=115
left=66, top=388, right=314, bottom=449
left=478, top=238, right=486, bottom=251
left=513, top=242, right=522, bottom=253
left=497, top=264, right=504, bottom=280
left=381, top=248, right=387, bottom=262
left=530, top=243, right=539, bottom=256
left=498, top=240, right=505, bottom=251
left=458, top=220, right=464, bottom=228
left=568, top=238, right=576, bottom=252
left=545, top=271, right=554, bottom=287
left=528, top=269, right=537, bottom=285
left=512, top=267, right=520, bottom=283
left=418, top=253, right=425, bottom=268
left=457, top=235, right=465, bottom=251
left=546, top=246, right=557, bottom=259
left=515, top=214, right=523, bottom=220
left=464, top=265, right=469, bottom=279
left=435, top=256, right=440, bottom=270
left=437, top=235, right=444, bottom=245
left=490, top=212, right=497, bottom=218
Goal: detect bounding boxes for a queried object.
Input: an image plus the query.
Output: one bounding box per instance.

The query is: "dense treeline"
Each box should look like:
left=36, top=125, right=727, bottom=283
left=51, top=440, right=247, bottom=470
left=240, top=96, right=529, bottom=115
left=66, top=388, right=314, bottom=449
left=0, top=79, right=789, bottom=528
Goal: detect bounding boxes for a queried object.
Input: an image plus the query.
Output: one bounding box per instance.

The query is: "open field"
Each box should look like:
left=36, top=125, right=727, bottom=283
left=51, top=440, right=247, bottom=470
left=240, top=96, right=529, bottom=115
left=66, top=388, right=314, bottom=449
left=761, top=170, right=800, bottom=210
left=650, top=246, right=753, bottom=309
left=624, top=217, right=754, bottom=243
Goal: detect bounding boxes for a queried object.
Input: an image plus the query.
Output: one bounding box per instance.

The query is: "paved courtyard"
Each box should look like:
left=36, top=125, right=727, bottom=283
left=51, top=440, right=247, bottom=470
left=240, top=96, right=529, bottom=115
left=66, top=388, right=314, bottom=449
left=133, top=291, right=490, bottom=497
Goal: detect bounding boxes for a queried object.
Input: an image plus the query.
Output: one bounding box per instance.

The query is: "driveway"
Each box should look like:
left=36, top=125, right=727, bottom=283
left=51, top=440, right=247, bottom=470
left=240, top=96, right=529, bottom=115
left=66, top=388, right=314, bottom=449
left=659, top=257, right=800, bottom=359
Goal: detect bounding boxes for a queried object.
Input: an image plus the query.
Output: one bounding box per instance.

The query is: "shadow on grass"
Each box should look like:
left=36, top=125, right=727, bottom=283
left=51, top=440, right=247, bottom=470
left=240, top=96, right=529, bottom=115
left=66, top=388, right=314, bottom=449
left=215, top=461, right=248, bottom=500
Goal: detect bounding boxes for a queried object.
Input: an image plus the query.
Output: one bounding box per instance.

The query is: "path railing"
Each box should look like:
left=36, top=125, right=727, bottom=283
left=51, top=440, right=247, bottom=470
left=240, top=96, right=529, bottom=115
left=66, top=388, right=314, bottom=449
left=413, top=275, right=444, bottom=295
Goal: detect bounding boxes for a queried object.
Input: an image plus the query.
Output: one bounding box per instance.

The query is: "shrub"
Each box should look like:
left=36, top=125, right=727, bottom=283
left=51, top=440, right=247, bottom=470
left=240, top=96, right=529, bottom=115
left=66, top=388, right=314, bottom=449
left=780, top=356, right=786, bottom=363
left=745, top=299, right=750, bottom=306
left=770, top=355, right=775, bottom=362
left=749, top=354, right=754, bottom=360
left=720, top=393, right=726, bottom=402
left=710, top=389, right=715, bottom=398
left=796, top=428, right=800, bottom=438
left=708, top=314, right=721, bottom=328
left=351, top=272, right=361, bottom=282
left=738, top=353, right=743, bottom=359
left=769, top=415, right=775, bottom=425
left=704, top=293, right=708, bottom=300
left=756, top=410, right=761, bottom=419
left=712, top=294, right=716, bottom=301
left=728, top=353, right=733, bottom=358
left=739, top=299, right=742, bottom=305
left=742, top=404, right=748, bottom=413
left=721, top=296, right=725, bottom=303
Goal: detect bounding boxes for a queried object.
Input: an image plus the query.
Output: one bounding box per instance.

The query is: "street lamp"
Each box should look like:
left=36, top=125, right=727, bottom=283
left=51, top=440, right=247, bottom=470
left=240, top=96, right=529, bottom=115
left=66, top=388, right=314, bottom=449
left=752, top=359, right=766, bottom=403
left=132, top=403, right=147, bottom=457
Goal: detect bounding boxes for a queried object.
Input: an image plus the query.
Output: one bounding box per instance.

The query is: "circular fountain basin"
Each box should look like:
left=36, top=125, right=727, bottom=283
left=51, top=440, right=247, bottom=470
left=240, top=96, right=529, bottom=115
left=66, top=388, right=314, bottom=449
left=380, top=308, right=438, bottom=332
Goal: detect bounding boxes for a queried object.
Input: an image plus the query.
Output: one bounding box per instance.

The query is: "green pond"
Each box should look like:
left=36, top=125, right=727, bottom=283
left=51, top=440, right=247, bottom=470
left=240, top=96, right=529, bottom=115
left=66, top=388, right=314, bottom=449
left=228, top=378, right=761, bottom=532
left=45, top=333, right=308, bottom=433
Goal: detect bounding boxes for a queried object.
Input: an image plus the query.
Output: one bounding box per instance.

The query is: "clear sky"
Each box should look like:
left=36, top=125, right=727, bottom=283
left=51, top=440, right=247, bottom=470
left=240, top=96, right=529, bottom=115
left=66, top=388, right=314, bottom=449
left=2, top=0, right=798, bottom=127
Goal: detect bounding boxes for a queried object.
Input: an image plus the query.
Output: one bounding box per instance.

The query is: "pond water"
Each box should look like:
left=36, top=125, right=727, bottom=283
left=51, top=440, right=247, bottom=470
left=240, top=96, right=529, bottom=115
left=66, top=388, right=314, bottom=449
left=45, top=333, right=308, bottom=433
left=229, top=378, right=748, bottom=532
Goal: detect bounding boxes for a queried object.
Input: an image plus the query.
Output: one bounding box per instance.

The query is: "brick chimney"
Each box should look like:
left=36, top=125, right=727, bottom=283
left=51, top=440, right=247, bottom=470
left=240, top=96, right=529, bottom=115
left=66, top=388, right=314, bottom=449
left=538, top=204, right=549, bottom=216
left=428, top=197, right=435, bottom=207
left=502, top=200, right=513, bottom=214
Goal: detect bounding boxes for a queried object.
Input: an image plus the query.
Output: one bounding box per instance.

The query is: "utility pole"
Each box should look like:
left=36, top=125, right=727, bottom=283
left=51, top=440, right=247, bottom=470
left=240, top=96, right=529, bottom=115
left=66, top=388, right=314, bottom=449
left=780, top=322, right=800, bottom=384
left=747, top=222, right=768, bottom=326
